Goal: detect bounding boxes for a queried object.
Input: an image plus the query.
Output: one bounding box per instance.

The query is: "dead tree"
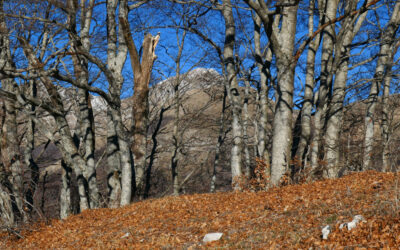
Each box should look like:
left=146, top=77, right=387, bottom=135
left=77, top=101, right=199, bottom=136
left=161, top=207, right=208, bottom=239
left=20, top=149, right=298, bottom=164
left=120, top=16, right=160, bottom=198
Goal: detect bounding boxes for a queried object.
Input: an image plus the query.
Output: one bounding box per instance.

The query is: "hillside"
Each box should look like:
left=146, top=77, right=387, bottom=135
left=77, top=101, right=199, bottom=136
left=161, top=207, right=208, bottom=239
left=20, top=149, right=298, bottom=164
left=2, top=171, right=400, bottom=248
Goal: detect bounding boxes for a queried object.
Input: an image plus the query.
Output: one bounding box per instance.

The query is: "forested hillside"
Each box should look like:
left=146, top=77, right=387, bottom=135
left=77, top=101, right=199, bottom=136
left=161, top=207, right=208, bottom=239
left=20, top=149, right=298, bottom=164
left=1, top=1, right=400, bottom=245
left=2, top=171, right=400, bottom=248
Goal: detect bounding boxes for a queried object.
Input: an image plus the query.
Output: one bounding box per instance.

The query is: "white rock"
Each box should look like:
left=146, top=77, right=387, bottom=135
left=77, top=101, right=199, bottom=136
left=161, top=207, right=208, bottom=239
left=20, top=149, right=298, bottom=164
left=121, top=232, right=130, bottom=238
left=203, top=232, right=223, bottom=243
left=321, top=225, right=331, bottom=240
left=340, top=215, right=366, bottom=231
left=339, top=222, right=347, bottom=230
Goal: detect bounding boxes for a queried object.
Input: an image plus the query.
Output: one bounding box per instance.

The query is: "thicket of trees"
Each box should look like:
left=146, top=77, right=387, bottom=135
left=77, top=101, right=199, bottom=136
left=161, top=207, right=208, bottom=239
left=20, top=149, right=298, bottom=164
left=0, top=0, right=399, bottom=226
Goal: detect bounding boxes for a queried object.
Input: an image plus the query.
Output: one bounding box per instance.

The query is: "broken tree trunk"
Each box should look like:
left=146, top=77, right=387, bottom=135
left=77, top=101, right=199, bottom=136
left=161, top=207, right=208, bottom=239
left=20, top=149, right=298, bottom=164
left=120, top=17, right=160, bottom=198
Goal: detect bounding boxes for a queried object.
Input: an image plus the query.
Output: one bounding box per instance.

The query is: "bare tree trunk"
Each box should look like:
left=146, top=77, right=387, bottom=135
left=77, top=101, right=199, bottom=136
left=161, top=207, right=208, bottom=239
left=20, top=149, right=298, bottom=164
left=269, top=7, right=298, bottom=186
left=325, top=1, right=369, bottom=178
left=222, top=0, right=243, bottom=189
left=107, top=108, right=122, bottom=208
left=245, top=0, right=299, bottom=186
left=381, top=42, right=398, bottom=172
left=253, top=13, right=271, bottom=164
left=381, top=64, right=392, bottom=172
left=106, top=105, right=133, bottom=207
left=0, top=187, right=14, bottom=227
left=363, top=1, right=400, bottom=170
left=77, top=91, right=99, bottom=208
left=105, top=0, right=133, bottom=206
left=113, top=107, right=133, bottom=206
left=310, top=0, right=337, bottom=173
left=3, top=86, right=26, bottom=222
left=243, top=76, right=251, bottom=178
left=67, top=0, right=99, bottom=208
left=0, top=101, right=14, bottom=226
left=145, top=106, right=166, bottom=198
left=60, top=160, right=72, bottom=219
left=169, top=29, right=188, bottom=196
left=18, top=37, right=91, bottom=212
left=0, top=4, right=26, bottom=221
left=57, top=117, right=90, bottom=211
left=210, top=86, right=227, bottom=193
left=120, top=17, right=159, bottom=197
left=296, top=0, right=321, bottom=165
left=24, top=80, right=39, bottom=214
left=171, top=74, right=181, bottom=196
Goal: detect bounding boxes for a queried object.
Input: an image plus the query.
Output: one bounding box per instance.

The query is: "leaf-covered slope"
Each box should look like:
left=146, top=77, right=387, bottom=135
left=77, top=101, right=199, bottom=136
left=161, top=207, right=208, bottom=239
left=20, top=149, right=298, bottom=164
left=2, top=171, right=400, bottom=248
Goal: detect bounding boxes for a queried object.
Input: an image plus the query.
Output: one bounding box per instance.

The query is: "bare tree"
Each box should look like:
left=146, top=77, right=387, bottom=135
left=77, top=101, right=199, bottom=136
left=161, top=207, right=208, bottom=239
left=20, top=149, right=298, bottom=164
left=294, top=0, right=322, bottom=168
left=309, top=0, right=338, bottom=173
left=245, top=0, right=299, bottom=186
left=221, top=0, right=243, bottom=189
left=324, top=0, right=372, bottom=177
left=363, top=0, right=400, bottom=170
left=381, top=40, right=400, bottom=171
left=120, top=15, right=160, bottom=198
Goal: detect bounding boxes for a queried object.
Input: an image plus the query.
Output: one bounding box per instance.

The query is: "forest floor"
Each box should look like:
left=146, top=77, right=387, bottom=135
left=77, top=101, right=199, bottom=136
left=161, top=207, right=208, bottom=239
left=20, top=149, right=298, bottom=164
left=2, top=170, right=400, bottom=248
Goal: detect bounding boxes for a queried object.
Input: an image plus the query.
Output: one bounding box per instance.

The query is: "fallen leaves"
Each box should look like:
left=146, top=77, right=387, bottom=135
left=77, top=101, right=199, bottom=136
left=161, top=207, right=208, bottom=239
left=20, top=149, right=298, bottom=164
left=1, top=170, right=400, bottom=248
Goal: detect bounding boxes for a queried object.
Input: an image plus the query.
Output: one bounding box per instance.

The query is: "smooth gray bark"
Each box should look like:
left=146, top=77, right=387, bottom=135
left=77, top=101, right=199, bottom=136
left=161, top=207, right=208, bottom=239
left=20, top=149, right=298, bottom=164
left=325, top=0, right=369, bottom=178
left=310, top=0, right=338, bottom=172
left=168, top=29, right=187, bottom=196
left=253, top=13, right=271, bottom=164
left=210, top=86, right=227, bottom=193
left=269, top=7, right=298, bottom=186
left=381, top=43, right=396, bottom=172
left=243, top=77, right=251, bottom=178
left=296, top=0, right=321, bottom=165
left=222, top=0, right=243, bottom=189
left=245, top=0, right=299, bottom=186
left=363, top=1, right=400, bottom=170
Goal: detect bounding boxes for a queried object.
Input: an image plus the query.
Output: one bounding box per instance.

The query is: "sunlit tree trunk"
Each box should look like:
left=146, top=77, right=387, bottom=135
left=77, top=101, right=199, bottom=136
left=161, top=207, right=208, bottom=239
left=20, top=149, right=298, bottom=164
left=67, top=0, right=99, bottom=208
left=222, top=0, right=243, bottom=189
left=325, top=1, right=369, bottom=178
left=253, top=13, right=271, bottom=165
left=381, top=43, right=396, bottom=172
left=120, top=16, right=160, bottom=198
left=381, top=71, right=391, bottom=172
left=363, top=1, right=400, bottom=170
left=309, top=0, right=337, bottom=173
left=24, top=80, right=39, bottom=214
left=245, top=0, right=299, bottom=186
left=296, top=0, right=321, bottom=166
left=106, top=0, right=133, bottom=206
left=107, top=108, right=122, bottom=208
left=60, top=159, right=72, bottom=219
left=243, top=76, right=252, bottom=178
left=210, top=86, right=227, bottom=193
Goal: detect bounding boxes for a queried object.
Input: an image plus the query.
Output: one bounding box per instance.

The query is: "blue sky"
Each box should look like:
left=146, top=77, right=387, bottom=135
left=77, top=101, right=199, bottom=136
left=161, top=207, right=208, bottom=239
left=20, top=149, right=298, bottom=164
left=1, top=0, right=399, bottom=106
